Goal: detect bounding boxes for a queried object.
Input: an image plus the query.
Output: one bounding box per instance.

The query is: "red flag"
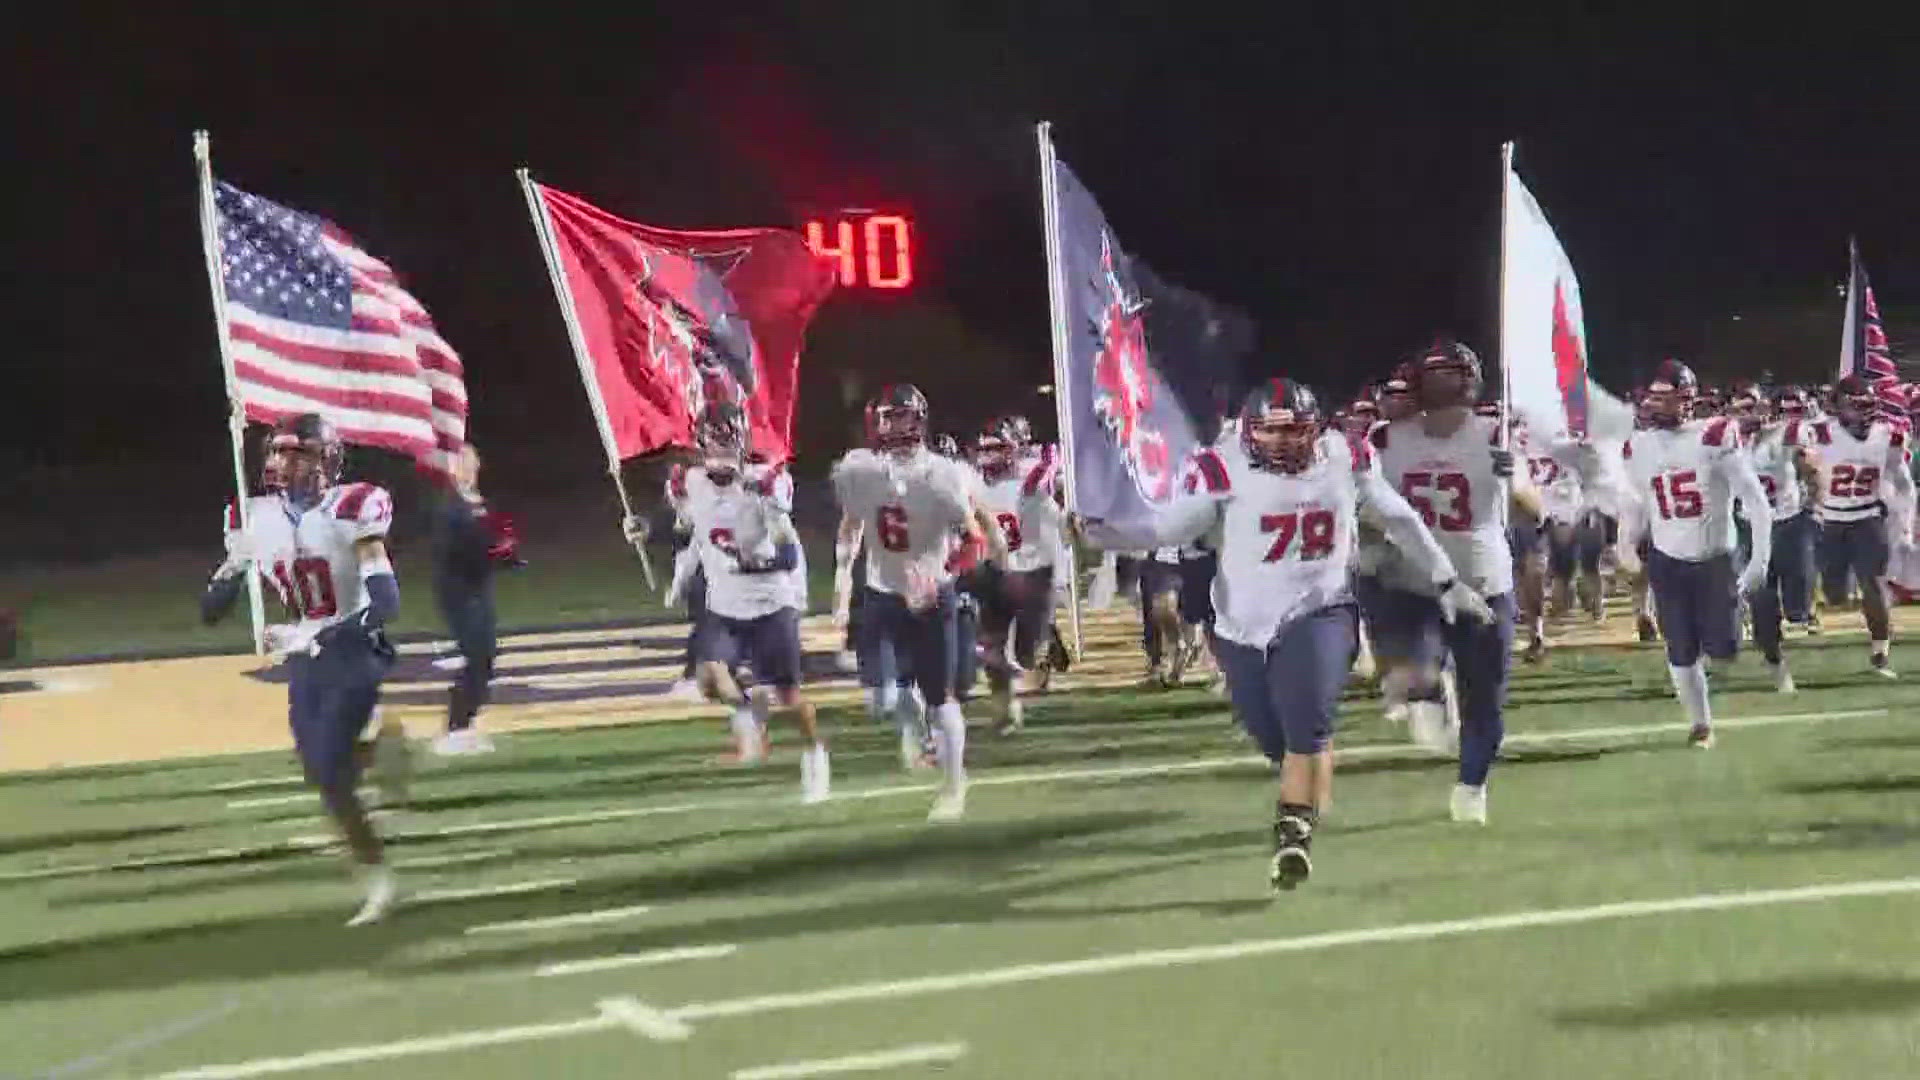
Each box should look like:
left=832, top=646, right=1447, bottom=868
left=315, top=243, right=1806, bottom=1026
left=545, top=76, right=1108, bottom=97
left=533, top=183, right=834, bottom=461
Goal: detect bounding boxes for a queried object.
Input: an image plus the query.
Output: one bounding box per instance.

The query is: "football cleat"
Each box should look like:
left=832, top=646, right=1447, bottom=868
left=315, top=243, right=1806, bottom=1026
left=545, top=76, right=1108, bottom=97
left=928, top=781, right=968, bottom=823
left=1688, top=725, right=1715, bottom=750
left=431, top=728, right=495, bottom=757
left=1771, top=662, right=1796, bottom=694
left=1269, top=814, right=1314, bottom=892
left=346, top=866, right=398, bottom=927
left=1449, top=784, right=1488, bottom=825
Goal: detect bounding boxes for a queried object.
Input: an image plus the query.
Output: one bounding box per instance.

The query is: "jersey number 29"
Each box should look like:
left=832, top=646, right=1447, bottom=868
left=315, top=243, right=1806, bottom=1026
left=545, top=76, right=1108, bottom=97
left=271, top=557, right=338, bottom=619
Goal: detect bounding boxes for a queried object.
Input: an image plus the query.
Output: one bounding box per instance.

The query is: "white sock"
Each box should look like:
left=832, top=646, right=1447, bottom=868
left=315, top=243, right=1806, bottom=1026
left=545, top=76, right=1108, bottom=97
left=806, top=743, right=829, bottom=780
left=868, top=684, right=898, bottom=722
left=750, top=689, right=772, bottom=731
left=1872, top=639, right=1891, bottom=660
left=933, top=702, right=966, bottom=785
left=1667, top=662, right=1711, bottom=730
left=729, top=708, right=762, bottom=760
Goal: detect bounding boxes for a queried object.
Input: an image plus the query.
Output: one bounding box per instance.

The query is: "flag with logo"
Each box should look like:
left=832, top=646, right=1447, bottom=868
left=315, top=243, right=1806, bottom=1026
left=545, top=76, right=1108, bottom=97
left=1840, top=236, right=1900, bottom=386
left=1037, top=126, right=1255, bottom=535
left=1499, top=150, right=1631, bottom=444
left=523, top=180, right=835, bottom=463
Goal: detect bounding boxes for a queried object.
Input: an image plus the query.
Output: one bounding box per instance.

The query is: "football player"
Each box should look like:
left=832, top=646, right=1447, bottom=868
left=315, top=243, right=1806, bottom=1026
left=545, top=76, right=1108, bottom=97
left=1372, top=340, right=1534, bottom=823
left=1787, top=374, right=1915, bottom=676
left=637, top=463, right=707, bottom=703
left=1730, top=384, right=1814, bottom=691
left=431, top=443, right=524, bottom=756
left=1084, top=379, right=1493, bottom=891
left=675, top=402, right=829, bottom=799
left=970, top=418, right=1066, bottom=731
left=833, top=384, right=1001, bottom=819
left=202, top=414, right=404, bottom=926
left=1616, top=360, right=1774, bottom=747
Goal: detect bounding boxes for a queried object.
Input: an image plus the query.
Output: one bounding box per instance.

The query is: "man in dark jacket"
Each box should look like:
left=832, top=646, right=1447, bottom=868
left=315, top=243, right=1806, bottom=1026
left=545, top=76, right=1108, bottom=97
left=431, top=444, right=522, bottom=755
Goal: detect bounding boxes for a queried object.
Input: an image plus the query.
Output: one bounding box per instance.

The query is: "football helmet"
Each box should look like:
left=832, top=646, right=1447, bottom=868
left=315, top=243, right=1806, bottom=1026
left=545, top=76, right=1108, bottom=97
left=866, top=384, right=929, bottom=456
left=1379, top=363, right=1418, bottom=422
left=1644, top=359, right=1698, bottom=428
left=1241, top=378, right=1323, bottom=474
left=264, top=413, right=343, bottom=500
left=694, top=401, right=750, bottom=483
left=1413, top=339, right=1483, bottom=411
left=1726, top=381, right=1767, bottom=436
left=1833, top=374, right=1878, bottom=435
left=973, top=423, right=1018, bottom=480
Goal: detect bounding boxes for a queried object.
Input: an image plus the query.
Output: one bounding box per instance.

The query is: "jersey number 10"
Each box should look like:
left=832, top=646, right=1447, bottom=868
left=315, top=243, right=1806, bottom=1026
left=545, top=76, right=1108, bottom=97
left=271, top=557, right=338, bottom=619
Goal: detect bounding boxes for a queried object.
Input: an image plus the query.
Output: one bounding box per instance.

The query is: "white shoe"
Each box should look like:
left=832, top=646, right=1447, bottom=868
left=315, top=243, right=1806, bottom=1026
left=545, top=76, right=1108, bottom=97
left=664, top=677, right=704, bottom=702
left=346, top=866, right=398, bottom=927
left=1383, top=701, right=1410, bottom=726
left=431, top=654, right=468, bottom=672
left=1408, top=701, right=1451, bottom=753
left=994, top=695, right=1024, bottom=735
left=1771, top=662, right=1796, bottom=694
left=431, top=728, right=496, bottom=757
left=1871, top=654, right=1898, bottom=680
left=834, top=649, right=858, bottom=674
left=928, top=782, right=968, bottom=823
left=1449, top=784, right=1488, bottom=825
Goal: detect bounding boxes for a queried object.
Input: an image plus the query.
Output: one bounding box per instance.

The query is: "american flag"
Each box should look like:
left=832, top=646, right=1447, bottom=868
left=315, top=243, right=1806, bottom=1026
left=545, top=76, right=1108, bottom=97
left=214, top=181, right=466, bottom=478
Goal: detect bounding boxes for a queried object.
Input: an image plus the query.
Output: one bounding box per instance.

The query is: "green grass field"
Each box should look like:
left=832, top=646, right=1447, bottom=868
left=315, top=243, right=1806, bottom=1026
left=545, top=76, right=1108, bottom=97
left=7, top=633, right=1920, bottom=1077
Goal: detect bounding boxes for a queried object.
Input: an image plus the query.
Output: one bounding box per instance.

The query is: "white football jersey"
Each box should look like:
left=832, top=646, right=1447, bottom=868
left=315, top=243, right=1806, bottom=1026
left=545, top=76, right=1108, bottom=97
left=977, top=448, right=1064, bottom=573
left=1176, top=431, right=1451, bottom=647
left=1745, top=423, right=1804, bottom=522
left=1622, top=417, right=1749, bottom=559
left=832, top=447, right=975, bottom=596
left=681, top=466, right=795, bottom=620
left=239, top=482, right=393, bottom=636
left=1372, top=414, right=1514, bottom=597
left=1786, top=418, right=1909, bottom=523
left=1518, top=429, right=1585, bottom=525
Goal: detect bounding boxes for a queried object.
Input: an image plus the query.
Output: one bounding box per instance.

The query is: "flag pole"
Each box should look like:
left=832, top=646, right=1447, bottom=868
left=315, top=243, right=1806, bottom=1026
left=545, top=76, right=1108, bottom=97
left=192, top=130, right=267, bottom=656
left=1036, top=121, right=1083, bottom=658
left=1495, top=139, right=1516, bottom=532
left=1839, top=235, right=1859, bottom=380
left=516, top=167, right=657, bottom=590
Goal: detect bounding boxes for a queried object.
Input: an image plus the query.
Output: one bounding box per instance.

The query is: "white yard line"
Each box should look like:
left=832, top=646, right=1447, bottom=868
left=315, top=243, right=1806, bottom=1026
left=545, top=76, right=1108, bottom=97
left=142, top=873, right=1920, bottom=1079
left=208, top=776, right=303, bottom=793
left=394, top=848, right=513, bottom=870
left=410, top=877, right=576, bottom=904
left=731, top=1042, right=968, bottom=1080
left=536, top=943, right=737, bottom=978
left=465, top=903, right=655, bottom=935
left=596, top=995, right=693, bottom=1041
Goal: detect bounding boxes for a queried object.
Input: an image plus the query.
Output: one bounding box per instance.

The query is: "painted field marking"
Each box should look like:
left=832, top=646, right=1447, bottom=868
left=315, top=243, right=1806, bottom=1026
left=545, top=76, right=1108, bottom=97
left=596, top=995, right=692, bottom=1041
left=411, top=877, right=576, bottom=904
left=39, top=996, right=246, bottom=1078
left=731, top=1041, right=968, bottom=1080
left=536, top=943, right=737, bottom=978
left=141, top=873, right=1920, bottom=1079
left=208, top=776, right=304, bottom=793
left=465, top=903, right=655, bottom=935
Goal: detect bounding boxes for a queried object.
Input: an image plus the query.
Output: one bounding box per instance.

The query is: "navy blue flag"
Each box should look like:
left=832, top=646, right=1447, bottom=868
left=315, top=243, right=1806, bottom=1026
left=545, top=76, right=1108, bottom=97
left=1046, top=148, right=1255, bottom=533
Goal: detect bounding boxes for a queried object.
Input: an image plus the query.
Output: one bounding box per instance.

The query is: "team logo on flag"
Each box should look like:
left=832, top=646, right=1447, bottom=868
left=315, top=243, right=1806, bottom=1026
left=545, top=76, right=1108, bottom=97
left=1088, top=234, right=1171, bottom=501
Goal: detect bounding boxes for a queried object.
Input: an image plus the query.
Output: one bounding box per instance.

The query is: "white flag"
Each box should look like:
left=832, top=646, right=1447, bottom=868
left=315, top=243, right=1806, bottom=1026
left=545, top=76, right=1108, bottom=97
left=1500, top=155, right=1632, bottom=444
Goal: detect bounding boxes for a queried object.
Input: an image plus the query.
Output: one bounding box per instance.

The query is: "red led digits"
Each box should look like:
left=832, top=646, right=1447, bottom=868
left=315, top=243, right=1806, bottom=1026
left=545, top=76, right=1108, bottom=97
left=805, top=213, right=914, bottom=289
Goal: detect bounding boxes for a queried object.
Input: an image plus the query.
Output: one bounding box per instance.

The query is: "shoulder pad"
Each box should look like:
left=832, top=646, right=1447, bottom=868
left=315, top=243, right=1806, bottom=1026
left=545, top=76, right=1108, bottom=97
left=332, top=483, right=394, bottom=529
left=1784, top=420, right=1801, bottom=446
left=1814, top=421, right=1833, bottom=445
left=1021, top=456, right=1059, bottom=498
left=1345, top=430, right=1374, bottom=469
left=1701, top=417, right=1733, bottom=447
left=1187, top=448, right=1231, bottom=494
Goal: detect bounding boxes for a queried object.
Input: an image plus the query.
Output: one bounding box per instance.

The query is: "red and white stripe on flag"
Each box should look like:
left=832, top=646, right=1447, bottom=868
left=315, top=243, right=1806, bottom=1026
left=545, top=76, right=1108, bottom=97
left=226, top=227, right=467, bottom=479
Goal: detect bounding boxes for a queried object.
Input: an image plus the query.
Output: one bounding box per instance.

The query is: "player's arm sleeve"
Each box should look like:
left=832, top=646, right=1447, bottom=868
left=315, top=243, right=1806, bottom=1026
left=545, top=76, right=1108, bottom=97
left=1355, top=467, right=1458, bottom=588
left=355, top=536, right=400, bottom=627
left=1080, top=494, right=1220, bottom=552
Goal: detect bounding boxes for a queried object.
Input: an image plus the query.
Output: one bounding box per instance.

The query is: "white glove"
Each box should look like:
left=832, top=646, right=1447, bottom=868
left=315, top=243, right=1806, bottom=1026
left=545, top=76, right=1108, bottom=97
left=264, top=623, right=318, bottom=660
left=621, top=514, right=649, bottom=546
left=1436, top=580, right=1495, bottom=625
left=1736, top=560, right=1769, bottom=597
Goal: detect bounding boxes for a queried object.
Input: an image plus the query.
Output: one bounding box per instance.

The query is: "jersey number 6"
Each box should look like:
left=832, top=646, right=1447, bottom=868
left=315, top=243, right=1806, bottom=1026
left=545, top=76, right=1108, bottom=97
left=877, top=505, right=911, bottom=553
left=1260, top=510, right=1336, bottom=562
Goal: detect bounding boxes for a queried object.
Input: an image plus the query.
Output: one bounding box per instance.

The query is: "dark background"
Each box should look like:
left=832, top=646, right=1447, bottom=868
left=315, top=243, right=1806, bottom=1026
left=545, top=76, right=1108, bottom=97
left=6, top=3, right=1918, bottom=562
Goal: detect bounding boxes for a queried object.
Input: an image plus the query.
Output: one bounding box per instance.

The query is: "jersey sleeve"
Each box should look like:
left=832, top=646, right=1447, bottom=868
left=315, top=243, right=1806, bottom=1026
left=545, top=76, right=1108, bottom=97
left=831, top=451, right=879, bottom=515
left=1178, top=447, right=1233, bottom=500
left=331, top=483, right=395, bottom=541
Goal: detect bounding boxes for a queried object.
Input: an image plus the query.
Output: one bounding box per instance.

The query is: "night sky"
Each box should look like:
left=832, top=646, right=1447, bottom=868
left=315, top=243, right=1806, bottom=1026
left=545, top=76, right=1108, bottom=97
left=9, top=5, right=1919, bottom=529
